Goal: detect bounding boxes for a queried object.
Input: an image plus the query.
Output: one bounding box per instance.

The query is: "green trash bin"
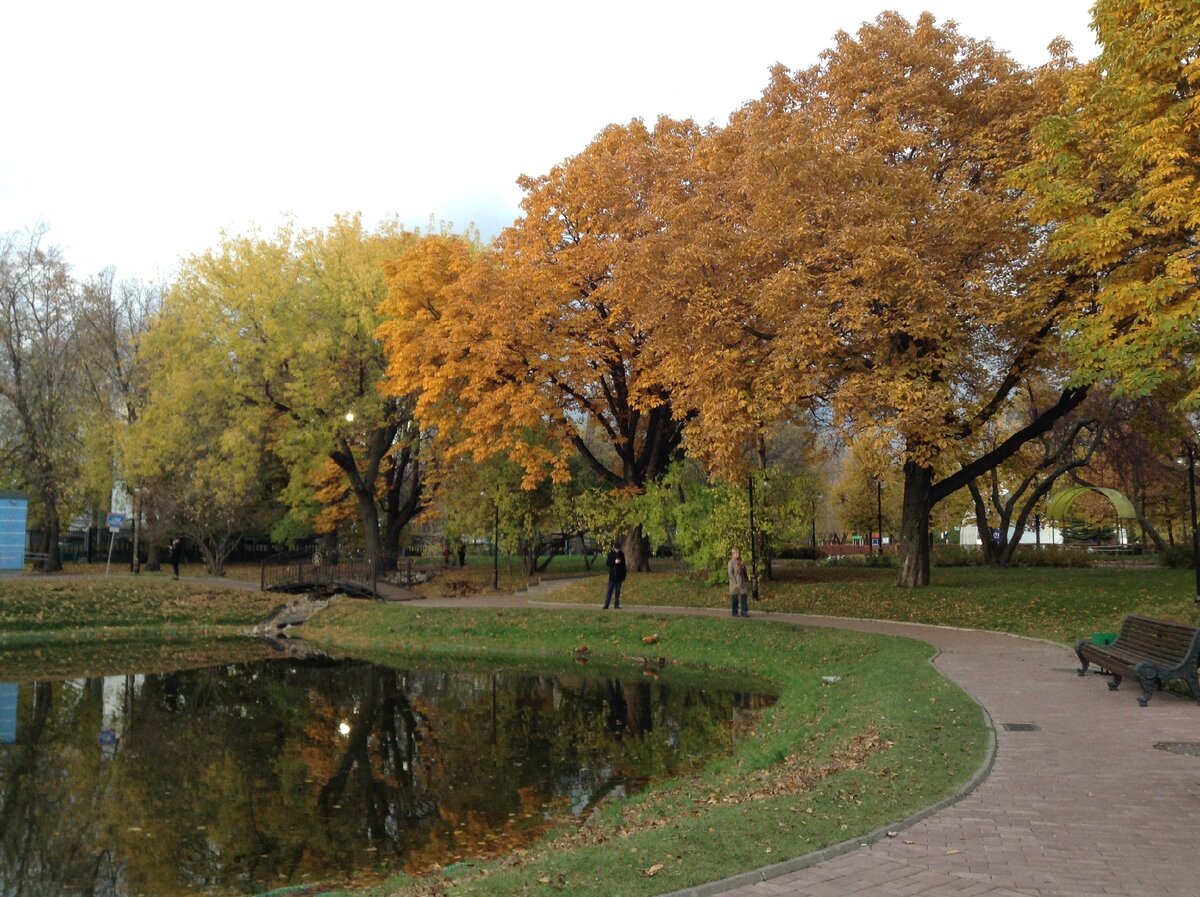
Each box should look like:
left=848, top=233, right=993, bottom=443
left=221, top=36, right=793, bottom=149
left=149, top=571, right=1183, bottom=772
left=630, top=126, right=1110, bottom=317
left=1091, top=632, right=1118, bottom=646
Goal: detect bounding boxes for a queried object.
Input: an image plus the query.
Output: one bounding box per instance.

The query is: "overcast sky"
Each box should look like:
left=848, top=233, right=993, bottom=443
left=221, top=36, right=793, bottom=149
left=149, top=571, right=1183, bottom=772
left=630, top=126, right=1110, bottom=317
left=1, top=1, right=1100, bottom=282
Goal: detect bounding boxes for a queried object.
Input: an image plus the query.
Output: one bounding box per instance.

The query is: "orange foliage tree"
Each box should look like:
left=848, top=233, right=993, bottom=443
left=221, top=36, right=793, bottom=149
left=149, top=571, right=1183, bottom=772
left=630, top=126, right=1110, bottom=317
left=379, top=121, right=703, bottom=570
left=653, top=13, right=1094, bottom=585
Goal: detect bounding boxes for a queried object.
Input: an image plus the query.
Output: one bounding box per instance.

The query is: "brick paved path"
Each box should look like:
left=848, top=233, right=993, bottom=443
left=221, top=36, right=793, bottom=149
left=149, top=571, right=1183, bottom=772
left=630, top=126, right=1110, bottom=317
left=429, top=585, right=1200, bottom=897
left=694, top=614, right=1200, bottom=897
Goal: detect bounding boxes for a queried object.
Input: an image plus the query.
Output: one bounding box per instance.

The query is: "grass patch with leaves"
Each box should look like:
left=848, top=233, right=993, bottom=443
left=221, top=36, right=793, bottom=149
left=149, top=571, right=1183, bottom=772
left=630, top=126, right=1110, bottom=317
left=0, top=575, right=281, bottom=646
left=301, top=602, right=987, bottom=897
left=544, top=565, right=1200, bottom=643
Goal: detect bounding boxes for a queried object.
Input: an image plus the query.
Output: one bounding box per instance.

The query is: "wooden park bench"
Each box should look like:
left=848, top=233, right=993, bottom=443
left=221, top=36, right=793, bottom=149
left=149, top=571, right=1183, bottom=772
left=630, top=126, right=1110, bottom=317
left=23, top=551, right=49, bottom=571
left=1075, top=614, right=1200, bottom=707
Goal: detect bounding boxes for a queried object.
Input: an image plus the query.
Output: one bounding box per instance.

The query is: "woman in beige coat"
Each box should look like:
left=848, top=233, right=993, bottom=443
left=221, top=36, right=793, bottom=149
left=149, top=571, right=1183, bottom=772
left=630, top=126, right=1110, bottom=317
left=727, top=548, right=749, bottom=617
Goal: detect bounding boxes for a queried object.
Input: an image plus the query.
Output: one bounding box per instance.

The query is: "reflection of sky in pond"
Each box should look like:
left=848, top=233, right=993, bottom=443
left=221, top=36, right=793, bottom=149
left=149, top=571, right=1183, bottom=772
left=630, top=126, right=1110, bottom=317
left=0, top=649, right=774, bottom=897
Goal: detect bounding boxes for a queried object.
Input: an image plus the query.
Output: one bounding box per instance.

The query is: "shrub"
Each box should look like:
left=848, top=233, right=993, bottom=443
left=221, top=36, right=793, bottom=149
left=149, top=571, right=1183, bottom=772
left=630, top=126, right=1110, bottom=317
left=1156, top=545, right=1194, bottom=569
left=1008, top=546, right=1092, bottom=568
left=932, top=545, right=982, bottom=567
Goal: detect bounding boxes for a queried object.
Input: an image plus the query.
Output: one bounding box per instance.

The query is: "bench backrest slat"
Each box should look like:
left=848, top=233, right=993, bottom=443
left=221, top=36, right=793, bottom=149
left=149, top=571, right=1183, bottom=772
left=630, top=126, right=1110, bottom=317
left=1112, top=615, right=1200, bottom=666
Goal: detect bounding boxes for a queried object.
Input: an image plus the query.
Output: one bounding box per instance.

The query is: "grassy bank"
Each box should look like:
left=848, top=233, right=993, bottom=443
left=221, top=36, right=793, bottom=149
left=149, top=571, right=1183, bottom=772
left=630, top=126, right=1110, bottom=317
left=0, top=575, right=280, bottom=645
left=301, top=602, right=988, bottom=897
left=542, top=565, right=1200, bottom=643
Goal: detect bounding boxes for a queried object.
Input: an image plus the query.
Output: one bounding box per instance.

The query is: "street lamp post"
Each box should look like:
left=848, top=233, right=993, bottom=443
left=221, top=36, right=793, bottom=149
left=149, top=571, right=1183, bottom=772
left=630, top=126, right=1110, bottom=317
left=747, top=474, right=759, bottom=600
left=131, top=488, right=142, bottom=574
left=876, top=478, right=884, bottom=557
left=1187, top=442, right=1200, bottom=605
left=493, top=501, right=500, bottom=591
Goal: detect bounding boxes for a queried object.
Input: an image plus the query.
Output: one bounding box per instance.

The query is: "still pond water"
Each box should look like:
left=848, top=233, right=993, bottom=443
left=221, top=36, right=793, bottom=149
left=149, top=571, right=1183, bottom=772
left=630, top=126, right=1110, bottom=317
left=0, top=641, right=774, bottom=896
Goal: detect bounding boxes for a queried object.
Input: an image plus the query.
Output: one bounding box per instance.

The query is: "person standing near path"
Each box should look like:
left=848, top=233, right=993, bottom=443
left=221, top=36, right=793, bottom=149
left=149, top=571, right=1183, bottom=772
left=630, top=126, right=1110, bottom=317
left=603, top=542, right=626, bottom=609
left=728, top=547, right=749, bottom=617
left=168, top=537, right=183, bottom=580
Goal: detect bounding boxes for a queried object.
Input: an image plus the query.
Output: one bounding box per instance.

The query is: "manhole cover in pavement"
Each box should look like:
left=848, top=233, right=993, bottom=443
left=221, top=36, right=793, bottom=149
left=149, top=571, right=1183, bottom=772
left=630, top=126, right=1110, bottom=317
left=1154, top=742, right=1200, bottom=757
left=1001, top=722, right=1040, bottom=732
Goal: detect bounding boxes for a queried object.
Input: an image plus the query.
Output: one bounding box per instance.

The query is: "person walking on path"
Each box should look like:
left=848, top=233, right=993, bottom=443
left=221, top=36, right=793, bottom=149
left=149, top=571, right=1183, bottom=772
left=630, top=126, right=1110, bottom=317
left=168, top=537, right=183, bottom=580
left=603, top=541, right=626, bottom=609
left=728, top=547, right=749, bottom=617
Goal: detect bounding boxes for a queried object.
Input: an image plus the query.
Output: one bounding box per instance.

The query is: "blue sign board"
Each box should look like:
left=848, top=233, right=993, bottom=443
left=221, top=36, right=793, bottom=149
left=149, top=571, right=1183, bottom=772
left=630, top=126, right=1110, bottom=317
left=0, top=683, right=17, bottom=745
left=0, top=492, right=28, bottom=571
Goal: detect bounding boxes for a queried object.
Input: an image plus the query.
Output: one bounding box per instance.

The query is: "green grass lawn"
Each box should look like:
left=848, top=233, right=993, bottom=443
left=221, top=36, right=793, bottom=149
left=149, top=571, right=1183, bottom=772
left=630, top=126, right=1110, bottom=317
left=543, top=563, right=1200, bottom=643
left=0, top=574, right=280, bottom=646
left=301, top=602, right=988, bottom=897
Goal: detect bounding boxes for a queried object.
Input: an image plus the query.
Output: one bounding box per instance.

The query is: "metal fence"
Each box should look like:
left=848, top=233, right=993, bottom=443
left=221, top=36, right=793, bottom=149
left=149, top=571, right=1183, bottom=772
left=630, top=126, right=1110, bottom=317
left=260, top=548, right=379, bottom=597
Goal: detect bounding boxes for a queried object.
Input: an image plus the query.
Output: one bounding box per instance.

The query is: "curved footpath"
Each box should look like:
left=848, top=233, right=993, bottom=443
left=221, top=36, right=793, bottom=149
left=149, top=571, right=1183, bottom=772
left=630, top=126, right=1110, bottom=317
left=423, top=582, right=1200, bottom=897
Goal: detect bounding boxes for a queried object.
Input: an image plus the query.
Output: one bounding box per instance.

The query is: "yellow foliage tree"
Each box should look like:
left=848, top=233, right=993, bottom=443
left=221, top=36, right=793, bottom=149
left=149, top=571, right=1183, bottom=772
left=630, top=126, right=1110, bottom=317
left=134, top=215, right=422, bottom=565
left=1018, top=0, right=1200, bottom=399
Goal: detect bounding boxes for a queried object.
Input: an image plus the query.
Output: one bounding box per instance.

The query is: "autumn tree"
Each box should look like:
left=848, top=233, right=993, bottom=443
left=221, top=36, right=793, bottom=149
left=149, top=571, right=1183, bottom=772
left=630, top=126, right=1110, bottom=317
left=964, top=384, right=1110, bottom=565
left=379, top=122, right=702, bottom=570
left=1019, top=0, right=1200, bottom=401
left=831, top=443, right=902, bottom=545
left=137, top=216, right=423, bottom=565
left=1076, top=393, right=1196, bottom=549
left=76, top=271, right=164, bottom=566
left=128, top=363, right=278, bottom=573
left=0, top=228, right=88, bottom=570
left=655, top=13, right=1093, bottom=586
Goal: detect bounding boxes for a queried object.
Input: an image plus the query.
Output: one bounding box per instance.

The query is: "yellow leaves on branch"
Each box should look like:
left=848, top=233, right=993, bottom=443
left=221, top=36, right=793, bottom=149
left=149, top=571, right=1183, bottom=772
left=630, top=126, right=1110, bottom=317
left=1022, top=0, right=1200, bottom=391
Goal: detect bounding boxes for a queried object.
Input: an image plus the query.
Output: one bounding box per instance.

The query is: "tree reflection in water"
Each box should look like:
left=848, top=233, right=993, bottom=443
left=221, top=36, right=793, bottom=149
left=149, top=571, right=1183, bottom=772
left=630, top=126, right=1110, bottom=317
left=0, top=651, right=773, bottom=897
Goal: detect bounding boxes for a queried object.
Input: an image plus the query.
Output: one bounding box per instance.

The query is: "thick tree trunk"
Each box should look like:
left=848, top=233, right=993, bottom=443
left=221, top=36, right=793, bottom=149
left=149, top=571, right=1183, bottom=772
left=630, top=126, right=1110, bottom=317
left=382, top=453, right=420, bottom=570
left=897, top=462, right=933, bottom=587
left=624, top=525, right=652, bottom=572
left=353, top=488, right=384, bottom=567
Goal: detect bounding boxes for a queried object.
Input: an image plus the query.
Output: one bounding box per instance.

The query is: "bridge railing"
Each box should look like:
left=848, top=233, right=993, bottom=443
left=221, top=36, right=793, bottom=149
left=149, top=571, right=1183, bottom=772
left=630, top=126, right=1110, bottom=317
left=260, top=548, right=380, bottom=597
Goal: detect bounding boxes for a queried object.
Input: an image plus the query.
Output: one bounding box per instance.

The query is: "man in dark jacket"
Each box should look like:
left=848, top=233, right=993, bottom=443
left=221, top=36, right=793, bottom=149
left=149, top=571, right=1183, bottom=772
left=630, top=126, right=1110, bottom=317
left=603, top=541, right=626, bottom=609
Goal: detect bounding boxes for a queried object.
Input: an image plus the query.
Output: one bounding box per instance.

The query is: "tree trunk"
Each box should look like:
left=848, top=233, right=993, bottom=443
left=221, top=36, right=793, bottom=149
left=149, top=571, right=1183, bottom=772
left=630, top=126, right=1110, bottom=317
left=382, top=453, right=420, bottom=570
left=967, top=480, right=1000, bottom=566
left=353, top=488, right=384, bottom=567
left=897, top=462, right=933, bottom=587
left=624, top=525, right=652, bottom=572
left=39, top=493, right=62, bottom=572
left=1135, top=506, right=1167, bottom=552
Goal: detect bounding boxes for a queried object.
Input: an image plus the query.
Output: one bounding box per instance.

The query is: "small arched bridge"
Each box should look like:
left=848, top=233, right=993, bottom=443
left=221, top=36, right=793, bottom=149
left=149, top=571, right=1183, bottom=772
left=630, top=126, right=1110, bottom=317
left=260, top=549, right=419, bottom=601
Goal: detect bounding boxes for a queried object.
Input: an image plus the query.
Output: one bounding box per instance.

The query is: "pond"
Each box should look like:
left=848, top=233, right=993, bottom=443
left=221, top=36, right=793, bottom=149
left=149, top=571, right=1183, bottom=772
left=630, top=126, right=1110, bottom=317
left=0, top=641, right=775, bottom=896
